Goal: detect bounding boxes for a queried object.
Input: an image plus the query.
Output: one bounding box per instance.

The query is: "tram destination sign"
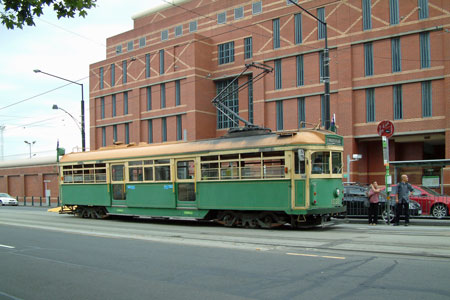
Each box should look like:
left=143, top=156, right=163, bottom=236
left=377, top=120, right=394, bottom=138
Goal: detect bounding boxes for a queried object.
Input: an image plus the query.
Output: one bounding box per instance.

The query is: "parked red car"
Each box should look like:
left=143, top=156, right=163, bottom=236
left=385, top=185, right=449, bottom=218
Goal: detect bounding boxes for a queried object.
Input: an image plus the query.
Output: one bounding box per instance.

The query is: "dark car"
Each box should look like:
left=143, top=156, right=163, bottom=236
left=342, top=183, right=421, bottom=223
left=384, top=185, right=449, bottom=219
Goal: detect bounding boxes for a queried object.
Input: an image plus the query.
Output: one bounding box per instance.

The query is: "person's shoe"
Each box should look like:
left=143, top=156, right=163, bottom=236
left=404, top=223, right=409, bottom=226
left=393, top=223, right=399, bottom=226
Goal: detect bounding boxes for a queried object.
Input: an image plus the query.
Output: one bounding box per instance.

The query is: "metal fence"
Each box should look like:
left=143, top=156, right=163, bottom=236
left=15, top=196, right=61, bottom=207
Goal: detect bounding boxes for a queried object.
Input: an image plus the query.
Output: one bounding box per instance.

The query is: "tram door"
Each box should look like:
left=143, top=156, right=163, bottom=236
left=175, top=159, right=197, bottom=208
left=293, top=149, right=308, bottom=208
left=110, top=164, right=126, bottom=206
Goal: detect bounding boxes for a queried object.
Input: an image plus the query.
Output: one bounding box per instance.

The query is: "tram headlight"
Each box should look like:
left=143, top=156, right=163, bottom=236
left=334, top=188, right=340, bottom=198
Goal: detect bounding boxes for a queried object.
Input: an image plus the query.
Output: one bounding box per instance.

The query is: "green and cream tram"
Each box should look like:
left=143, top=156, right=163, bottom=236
left=59, top=129, right=345, bottom=228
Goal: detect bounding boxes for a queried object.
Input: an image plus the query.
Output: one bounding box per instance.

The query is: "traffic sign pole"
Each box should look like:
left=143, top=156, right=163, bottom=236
left=379, top=121, right=394, bottom=225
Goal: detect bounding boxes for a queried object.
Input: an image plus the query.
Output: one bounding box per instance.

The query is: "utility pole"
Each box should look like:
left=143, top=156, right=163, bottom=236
left=288, top=0, right=330, bottom=130
left=0, top=125, right=5, bottom=160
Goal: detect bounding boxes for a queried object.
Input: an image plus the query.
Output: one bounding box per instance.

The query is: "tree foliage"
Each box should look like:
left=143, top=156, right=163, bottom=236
left=0, top=0, right=97, bottom=29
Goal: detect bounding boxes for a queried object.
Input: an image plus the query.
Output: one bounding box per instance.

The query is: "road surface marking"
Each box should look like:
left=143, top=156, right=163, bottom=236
left=0, top=244, right=15, bottom=249
left=287, top=253, right=345, bottom=260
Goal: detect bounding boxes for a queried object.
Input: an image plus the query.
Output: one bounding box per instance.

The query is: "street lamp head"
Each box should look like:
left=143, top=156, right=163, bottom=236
left=33, top=69, right=41, bottom=73
left=52, top=104, right=59, bottom=110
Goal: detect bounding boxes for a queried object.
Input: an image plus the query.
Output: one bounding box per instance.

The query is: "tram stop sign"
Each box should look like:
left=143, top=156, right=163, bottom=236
left=377, top=120, right=394, bottom=138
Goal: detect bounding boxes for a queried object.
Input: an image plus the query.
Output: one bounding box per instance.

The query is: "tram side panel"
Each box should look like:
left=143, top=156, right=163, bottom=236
left=197, top=180, right=291, bottom=211
left=61, top=184, right=110, bottom=206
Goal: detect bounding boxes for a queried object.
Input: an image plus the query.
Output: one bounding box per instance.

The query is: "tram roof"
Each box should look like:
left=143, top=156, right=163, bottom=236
left=60, top=129, right=335, bottom=164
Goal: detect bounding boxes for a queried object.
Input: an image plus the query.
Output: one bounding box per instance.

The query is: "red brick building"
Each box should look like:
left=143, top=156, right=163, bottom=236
left=89, top=0, right=450, bottom=191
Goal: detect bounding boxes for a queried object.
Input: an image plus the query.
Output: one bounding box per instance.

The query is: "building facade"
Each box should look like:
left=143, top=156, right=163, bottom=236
left=89, top=0, right=450, bottom=191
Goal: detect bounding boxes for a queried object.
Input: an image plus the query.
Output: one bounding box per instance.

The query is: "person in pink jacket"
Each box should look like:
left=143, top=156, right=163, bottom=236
left=368, top=181, right=381, bottom=225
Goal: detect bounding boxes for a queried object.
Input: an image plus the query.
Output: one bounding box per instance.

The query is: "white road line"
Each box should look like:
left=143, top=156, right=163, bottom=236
left=0, top=244, right=15, bottom=249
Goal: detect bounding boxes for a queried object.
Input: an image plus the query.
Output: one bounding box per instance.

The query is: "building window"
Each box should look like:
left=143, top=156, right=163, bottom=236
left=274, top=59, right=282, bottom=90
left=244, top=37, right=252, bottom=59
left=159, top=49, right=165, bottom=74
left=364, top=42, right=374, bottom=76
left=162, top=117, right=167, bottom=142
left=366, top=88, right=375, bottom=122
left=273, top=18, right=280, bottom=49
left=125, top=123, right=129, bottom=144
left=248, top=75, right=253, bottom=124
left=295, top=13, right=302, bottom=44
left=393, top=85, right=403, bottom=120
left=177, top=115, right=182, bottom=141
left=390, top=0, right=399, bottom=25
left=161, top=30, right=168, bottom=41
left=422, top=81, right=432, bottom=117
left=189, top=20, right=197, bottom=32
left=175, top=25, right=183, bottom=37
left=116, top=45, right=122, bottom=54
left=252, top=1, right=262, bottom=15
left=418, top=0, right=429, bottom=19
left=147, top=86, right=152, bottom=111
left=100, top=97, right=105, bottom=119
left=287, top=0, right=298, bottom=5
left=148, top=120, right=153, bottom=143
left=122, top=60, right=127, bottom=84
left=362, top=0, right=372, bottom=30
left=298, top=97, right=305, bottom=128
left=113, top=125, right=117, bottom=142
left=99, top=67, right=104, bottom=90
left=127, top=41, right=133, bottom=51
left=218, top=41, right=234, bottom=65
left=319, top=51, right=325, bottom=82
left=112, top=94, right=116, bottom=117
left=320, top=95, right=326, bottom=126
left=123, top=92, right=128, bottom=115
left=216, top=80, right=239, bottom=129
left=296, top=55, right=304, bottom=86
left=175, top=80, right=181, bottom=106
left=276, top=101, right=283, bottom=131
left=139, top=37, right=145, bottom=48
left=235, top=7, right=244, bottom=19
left=145, top=53, right=150, bottom=78
left=111, top=64, right=115, bottom=87
left=317, top=7, right=326, bottom=40
left=391, top=38, right=401, bottom=73
left=217, top=12, right=226, bottom=24
left=420, top=32, right=430, bottom=69
left=102, top=127, right=106, bottom=147
left=161, top=83, right=166, bottom=108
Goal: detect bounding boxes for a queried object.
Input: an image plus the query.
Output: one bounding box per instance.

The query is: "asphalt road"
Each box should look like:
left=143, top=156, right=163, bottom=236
left=1, top=207, right=450, bottom=300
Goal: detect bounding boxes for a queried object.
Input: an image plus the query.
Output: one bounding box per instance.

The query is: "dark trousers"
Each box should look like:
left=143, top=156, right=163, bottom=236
left=368, top=203, right=379, bottom=224
left=395, top=201, right=409, bottom=224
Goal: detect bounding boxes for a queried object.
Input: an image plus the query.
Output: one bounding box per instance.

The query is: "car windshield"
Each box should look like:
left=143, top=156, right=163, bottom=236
left=419, top=186, right=440, bottom=196
left=0, top=193, right=12, bottom=197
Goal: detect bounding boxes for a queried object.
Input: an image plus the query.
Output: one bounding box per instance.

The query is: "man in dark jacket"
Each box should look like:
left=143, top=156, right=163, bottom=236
left=394, top=174, right=414, bottom=226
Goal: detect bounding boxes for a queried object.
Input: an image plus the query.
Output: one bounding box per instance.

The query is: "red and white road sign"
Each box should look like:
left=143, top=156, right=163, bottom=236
left=377, top=120, right=394, bottom=138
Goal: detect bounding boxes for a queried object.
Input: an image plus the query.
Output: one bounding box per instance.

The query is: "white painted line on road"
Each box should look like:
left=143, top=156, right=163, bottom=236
left=287, top=253, right=345, bottom=260
left=0, top=244, right=15, bottom=249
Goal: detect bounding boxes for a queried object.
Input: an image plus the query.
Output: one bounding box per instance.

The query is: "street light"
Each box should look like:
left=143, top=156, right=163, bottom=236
left=34, top=69, right=86, bottom=151
left=347, top=154, right=362, bottom=183
left=288, top=0, right=330, bottom=130
left=52, top=104, right=82, bottom=131
left=24, top=140, right=36, bottom=158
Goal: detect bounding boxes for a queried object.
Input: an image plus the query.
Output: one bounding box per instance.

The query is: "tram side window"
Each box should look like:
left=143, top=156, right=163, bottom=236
left=144, top=160, right=154, bottom=181
left=221, top=161, right=240, bottom=180
left=311, top=151, right=330, bottom=174
left=332, top=152, right=342, bottom=174
left=129, top=161, right=144, bottom=182
left=294, top=150, right=306, bottom=174
left=177, top=160, right=195, bottom=179
left=201, top=156, right=219, bottom=180
left=62, top=163, right=106, bottom=184
left=263, top=151, right=285, bottom=178
left=155, top=159, right=171, bottom=181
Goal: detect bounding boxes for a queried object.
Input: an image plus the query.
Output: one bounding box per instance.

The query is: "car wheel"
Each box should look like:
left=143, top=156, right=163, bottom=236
left=431, top=203, right=448, bottom=219
left=382, top=207, right=395, bottom=223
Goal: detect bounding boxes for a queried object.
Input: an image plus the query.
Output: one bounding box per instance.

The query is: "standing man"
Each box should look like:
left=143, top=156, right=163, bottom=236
left=394, top=174, right=413, bottom=226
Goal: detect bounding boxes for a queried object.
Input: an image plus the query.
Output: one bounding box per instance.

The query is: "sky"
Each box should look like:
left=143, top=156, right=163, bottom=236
left=0, top=0, right=166, bottom=161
